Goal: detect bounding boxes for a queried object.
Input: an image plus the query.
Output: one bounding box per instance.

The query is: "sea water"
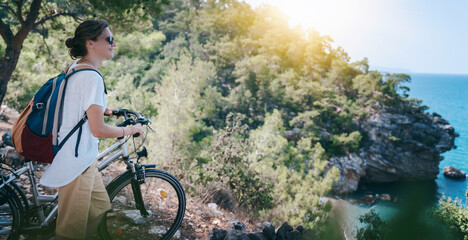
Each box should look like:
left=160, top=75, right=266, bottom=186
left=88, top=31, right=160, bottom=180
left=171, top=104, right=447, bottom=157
left=340, top=73, right=468, bottom=237
left=408, top=73, right=468, bottom=202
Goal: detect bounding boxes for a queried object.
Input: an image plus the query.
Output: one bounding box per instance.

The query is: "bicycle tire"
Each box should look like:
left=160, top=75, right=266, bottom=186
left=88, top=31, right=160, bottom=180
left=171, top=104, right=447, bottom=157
left=6, top=182, right=29, bottom=221
left=0, top=185, right=23, bottom=240
left=99, top=169, right=186, bottom=240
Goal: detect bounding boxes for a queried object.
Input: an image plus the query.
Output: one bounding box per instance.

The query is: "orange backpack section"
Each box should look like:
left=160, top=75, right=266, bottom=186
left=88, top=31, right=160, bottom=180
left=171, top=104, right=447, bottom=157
left=11, top=98, right=34, bottom=154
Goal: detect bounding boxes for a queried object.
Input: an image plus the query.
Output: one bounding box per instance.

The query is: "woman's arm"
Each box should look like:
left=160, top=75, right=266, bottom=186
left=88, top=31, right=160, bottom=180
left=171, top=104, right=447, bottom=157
left=87, top=104, right=143, bottom=138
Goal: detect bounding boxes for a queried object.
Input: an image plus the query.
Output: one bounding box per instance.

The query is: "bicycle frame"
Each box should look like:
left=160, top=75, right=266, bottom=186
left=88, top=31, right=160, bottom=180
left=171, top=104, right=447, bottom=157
left=0, top=137, right=132, bottom=232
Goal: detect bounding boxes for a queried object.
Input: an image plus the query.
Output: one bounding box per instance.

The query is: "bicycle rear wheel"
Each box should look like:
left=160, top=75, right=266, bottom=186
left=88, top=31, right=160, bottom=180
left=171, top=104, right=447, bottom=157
left=0, top=185, right=22, bottom=240
left=99, top=169, right=186, bottom=240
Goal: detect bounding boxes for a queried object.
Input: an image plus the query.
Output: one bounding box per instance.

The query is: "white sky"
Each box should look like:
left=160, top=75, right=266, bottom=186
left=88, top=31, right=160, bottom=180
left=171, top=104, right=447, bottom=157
left=243, top=0, right=468, bottom=74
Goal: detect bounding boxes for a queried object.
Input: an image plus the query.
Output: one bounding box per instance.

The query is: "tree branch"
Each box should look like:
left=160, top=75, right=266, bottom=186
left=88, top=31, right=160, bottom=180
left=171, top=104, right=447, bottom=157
left=0, top=18, right=14, bottom=45
left=0, top=3, right=16, bottom=16
left=39, top=23, right=51, bottom=56
left=24, top=0, right=42, bottom=26
left=14, top=0, right=41, bottom=48
left=15, top=0, right=25, bottom=25
left=33, top=11, right=78, bottom=29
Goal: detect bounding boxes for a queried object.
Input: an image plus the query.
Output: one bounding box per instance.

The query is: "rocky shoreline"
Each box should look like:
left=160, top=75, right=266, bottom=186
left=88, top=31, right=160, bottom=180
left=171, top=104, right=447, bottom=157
left=331, top=103, right=458, bottom=193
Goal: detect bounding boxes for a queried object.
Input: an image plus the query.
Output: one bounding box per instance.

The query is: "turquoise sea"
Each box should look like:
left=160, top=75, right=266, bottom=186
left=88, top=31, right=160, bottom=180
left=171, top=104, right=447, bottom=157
left=340, top=73, right=468, bottom=236
left=409, top=73, right=468, bottom=201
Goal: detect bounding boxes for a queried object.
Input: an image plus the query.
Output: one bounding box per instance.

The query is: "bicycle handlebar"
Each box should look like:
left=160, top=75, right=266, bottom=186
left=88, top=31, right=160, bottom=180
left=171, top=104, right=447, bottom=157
left=110, top=109, right=153, bottom=137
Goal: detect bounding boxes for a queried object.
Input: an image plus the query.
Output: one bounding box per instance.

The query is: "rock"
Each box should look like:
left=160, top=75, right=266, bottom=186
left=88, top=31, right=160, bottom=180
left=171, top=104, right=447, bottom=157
left=209, top=228, right=227, bottom=240
left=330, top=104, right=457, bottom=193
left=106, top=212, right=117, bottom=217
left=122, top=210, right=151, bottom=225
left=277, top=222, right=293, bottom=240
left=103, top=176, right=113, bottom=185
left=262, top=222, right=276, bottom=240
left=443, top=166, right=466, bottom=179
left=379, top=194, right=391, bottom=201
left=286, top=230, right=302, bottom=240
left=1, top=146, right=22, bottom=165
left=232, top=221, right=246, bottom=232
left=149, top=226, right=166, bottom=235
left=208, top=203, right=224, bottom=216
left=247, top=232, right=267, bottom=240
left=212, top=223, right=308, bottom=240
left=360, top=195, right=375, bottom=205
left=212, top=188, right=237, bottom=211
left=0, top=112, right=9, bottom=122
left=114, top=196, right=127, bottom=205
left=174, top=230, right=181, bottom=238
left=120, top=224, right=129, bottom=230
left=2, top=132, right=12, bottom=147
left=225, top=229, right=249, bottom=240
left=296, top=225, right=304, bottom=234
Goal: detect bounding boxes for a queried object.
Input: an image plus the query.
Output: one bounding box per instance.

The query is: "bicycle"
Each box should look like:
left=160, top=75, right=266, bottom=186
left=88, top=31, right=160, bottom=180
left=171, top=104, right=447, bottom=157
left=0, top=109, right=186, bottom=240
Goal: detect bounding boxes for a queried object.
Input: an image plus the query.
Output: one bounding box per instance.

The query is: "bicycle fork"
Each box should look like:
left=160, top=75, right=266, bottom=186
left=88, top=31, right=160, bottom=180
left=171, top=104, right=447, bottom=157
left=130, top=178, right=149, bottom=217
left=130, top=164, right=155, bottom=218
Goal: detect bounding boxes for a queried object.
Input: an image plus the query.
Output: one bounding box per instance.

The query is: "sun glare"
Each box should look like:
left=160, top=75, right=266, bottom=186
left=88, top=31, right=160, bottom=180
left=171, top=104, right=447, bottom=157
left=252, top=0, right=377, bottom=39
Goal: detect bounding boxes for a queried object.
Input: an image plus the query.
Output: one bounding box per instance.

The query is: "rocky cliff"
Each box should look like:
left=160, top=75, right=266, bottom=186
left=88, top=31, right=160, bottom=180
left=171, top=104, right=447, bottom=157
left=331, top=103, right=457, bottom=193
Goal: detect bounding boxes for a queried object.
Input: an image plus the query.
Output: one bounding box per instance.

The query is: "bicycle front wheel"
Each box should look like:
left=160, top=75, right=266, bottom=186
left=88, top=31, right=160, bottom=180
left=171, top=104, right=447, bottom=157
left=99, top=169, right=186, bottom=240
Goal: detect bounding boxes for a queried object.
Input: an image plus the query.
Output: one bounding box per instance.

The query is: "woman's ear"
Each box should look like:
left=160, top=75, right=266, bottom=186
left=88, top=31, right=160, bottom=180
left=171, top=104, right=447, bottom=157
left=86, top=39, right=95, bottom=49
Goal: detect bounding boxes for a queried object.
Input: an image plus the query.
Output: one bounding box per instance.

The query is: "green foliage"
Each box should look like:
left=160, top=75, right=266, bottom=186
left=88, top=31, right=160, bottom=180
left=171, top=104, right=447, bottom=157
left=329, top=131, right=362, bottom=155
left=115, top=31, right=165, bottom=58
left=198, top=113, right=274, bottom=211
left=8, top=0, right=432, bottom=231
left=388, top=136, right=401, bottom=142
left=250, top=110, right=340, bottom=228
left=431, top=197, right=468, bottom=240
left=150, top=53, right=216, bottom=172
left=355, top=210, right=387, bottom=240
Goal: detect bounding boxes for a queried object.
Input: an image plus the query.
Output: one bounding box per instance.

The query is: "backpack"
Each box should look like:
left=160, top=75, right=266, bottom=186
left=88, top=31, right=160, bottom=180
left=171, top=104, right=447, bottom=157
left=11, top=63, right=106, bottom=164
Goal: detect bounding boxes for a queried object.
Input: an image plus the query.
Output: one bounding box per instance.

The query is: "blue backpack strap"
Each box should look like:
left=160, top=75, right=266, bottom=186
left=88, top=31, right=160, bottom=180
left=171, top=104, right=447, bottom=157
left=57, top=113, right=88, bottom=157
left=75, top=121, right=84, bottom=157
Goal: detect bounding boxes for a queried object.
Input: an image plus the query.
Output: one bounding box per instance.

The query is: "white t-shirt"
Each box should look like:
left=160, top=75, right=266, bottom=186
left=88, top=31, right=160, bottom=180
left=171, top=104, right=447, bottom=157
left=40, top=61, right=107, bottom=188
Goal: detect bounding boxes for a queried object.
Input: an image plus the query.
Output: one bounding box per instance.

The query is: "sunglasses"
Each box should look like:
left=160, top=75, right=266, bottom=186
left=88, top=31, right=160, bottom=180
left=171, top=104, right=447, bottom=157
left=105, top=36, right=115, bottom=45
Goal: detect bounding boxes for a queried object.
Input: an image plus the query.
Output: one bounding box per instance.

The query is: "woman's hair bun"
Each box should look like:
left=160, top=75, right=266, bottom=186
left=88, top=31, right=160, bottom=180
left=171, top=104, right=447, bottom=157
left=65, top=38, right=75, bottom=48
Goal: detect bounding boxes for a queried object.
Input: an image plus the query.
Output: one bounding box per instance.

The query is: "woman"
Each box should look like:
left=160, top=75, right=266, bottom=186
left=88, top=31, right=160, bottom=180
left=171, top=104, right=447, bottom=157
left=39, top=20, right=144, bottom=240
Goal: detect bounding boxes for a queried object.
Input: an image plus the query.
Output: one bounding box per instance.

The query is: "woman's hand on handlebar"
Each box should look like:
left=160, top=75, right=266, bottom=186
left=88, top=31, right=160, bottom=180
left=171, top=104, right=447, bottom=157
left=104, top=107, right=119, bottom=118
left=126, top=123, right=144, bottom=137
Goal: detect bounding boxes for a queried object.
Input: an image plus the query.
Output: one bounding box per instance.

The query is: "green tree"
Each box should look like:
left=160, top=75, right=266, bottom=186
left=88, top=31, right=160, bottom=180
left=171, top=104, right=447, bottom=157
left=150, top=53, right=216, bottom=174
left=0, top=0, right=169, bottom=107
left=198, top=113, right=274, bottom=211
left=250, top=110, right=339, bottom=228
